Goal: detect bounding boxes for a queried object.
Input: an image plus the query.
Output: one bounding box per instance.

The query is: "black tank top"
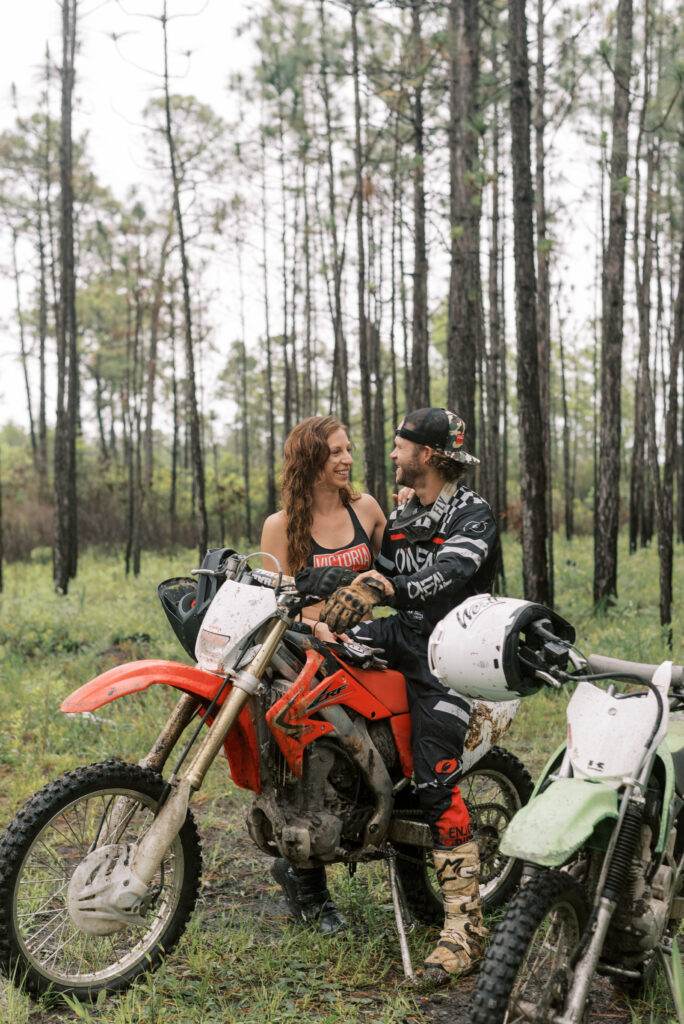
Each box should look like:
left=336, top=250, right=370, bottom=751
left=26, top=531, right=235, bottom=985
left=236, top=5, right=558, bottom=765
left=308, top=504, right=372, bottom=571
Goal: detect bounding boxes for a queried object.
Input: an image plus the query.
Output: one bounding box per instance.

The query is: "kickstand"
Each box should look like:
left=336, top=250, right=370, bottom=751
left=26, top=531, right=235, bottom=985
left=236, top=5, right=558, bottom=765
left=386, top=848, right=417, bottom=984
left=656, top=939, right=684, bottom=1024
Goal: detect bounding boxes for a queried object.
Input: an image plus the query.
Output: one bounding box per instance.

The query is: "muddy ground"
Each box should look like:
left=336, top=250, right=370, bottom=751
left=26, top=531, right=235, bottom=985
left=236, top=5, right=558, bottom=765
left=18, top=793, right=654, bottom=1024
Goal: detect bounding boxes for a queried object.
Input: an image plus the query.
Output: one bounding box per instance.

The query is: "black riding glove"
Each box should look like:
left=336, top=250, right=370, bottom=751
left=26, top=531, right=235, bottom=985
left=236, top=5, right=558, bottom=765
left=294, top=565, right=357, bottom=599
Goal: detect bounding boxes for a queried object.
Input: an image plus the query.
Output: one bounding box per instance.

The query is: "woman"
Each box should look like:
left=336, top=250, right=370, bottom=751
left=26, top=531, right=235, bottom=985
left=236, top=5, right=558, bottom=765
left=260, top=415, right=386, bottom=934
left=260, top=415, right=386, bottom=639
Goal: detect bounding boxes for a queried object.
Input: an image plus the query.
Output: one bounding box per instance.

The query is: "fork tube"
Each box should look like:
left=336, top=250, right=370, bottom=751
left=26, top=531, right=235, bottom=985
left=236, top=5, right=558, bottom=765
left=559, top=897, right=617, bottom=1024
left=131, top=617, right=290, bottom=887
left=141, top=692, right=199, bottom=773
left=183, top=617, right=290, bottom=791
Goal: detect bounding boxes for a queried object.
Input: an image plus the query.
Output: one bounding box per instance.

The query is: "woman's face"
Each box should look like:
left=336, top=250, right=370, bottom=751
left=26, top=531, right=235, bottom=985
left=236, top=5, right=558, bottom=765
left=318, top=428, right=353, bottom=489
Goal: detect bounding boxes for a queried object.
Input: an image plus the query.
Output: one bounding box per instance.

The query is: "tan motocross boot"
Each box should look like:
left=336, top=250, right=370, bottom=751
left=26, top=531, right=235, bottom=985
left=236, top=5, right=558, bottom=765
left=422, top=840, right=488, bottom=985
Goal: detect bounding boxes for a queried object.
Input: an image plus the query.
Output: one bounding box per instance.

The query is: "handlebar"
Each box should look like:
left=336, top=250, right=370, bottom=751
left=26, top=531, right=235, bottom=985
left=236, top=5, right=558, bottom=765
left=587, top=654, right=684, bottom=685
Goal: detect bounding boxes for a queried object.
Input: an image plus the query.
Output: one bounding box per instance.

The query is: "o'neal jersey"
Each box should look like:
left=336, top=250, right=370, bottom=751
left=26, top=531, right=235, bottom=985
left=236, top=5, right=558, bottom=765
left=376, top=482, right=500, bottom=635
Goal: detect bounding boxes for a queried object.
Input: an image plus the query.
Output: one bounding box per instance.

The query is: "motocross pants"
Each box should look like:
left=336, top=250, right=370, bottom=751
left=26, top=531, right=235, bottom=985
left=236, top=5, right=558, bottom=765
left=349, top=614, right=473, bottom=848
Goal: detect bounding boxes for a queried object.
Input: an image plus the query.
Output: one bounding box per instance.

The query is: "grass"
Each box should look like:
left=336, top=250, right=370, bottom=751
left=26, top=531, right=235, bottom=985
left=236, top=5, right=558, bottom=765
left=0, top=535, right=682, bottom=1023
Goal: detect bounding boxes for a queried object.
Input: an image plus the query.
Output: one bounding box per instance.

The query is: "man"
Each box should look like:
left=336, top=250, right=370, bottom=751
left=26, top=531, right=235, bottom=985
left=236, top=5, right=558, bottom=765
left=321, top=407, right=500, bottom=985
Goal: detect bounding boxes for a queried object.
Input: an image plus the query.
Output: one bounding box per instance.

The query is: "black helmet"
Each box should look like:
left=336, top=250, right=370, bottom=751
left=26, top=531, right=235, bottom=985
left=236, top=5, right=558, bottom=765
left=158, top=547, right=238, bottom=659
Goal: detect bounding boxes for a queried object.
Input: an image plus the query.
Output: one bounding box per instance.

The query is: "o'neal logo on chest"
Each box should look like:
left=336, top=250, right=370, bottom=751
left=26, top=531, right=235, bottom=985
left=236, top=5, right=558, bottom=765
left=394, top=545, right=437, bottom=574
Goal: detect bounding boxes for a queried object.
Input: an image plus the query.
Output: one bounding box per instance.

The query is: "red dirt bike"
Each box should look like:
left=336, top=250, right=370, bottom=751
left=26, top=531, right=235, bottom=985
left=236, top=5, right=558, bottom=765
left=0, top=548, right=533, bottom=999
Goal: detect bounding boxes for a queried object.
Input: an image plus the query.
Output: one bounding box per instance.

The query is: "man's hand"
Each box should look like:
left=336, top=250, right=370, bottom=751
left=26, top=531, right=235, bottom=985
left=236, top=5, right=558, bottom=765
left=321, top=576, right=391, bottom=633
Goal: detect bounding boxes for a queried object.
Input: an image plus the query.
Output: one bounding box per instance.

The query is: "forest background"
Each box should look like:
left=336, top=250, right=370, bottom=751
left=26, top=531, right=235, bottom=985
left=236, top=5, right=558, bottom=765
left=1, top=0, right=683, bottom=635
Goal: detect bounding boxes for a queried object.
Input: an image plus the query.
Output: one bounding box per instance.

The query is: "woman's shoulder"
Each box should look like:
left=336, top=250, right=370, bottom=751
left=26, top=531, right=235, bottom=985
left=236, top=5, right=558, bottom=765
left=261, top=509, right=287, bottom=535
left=352, top=491, right=383, bottom=514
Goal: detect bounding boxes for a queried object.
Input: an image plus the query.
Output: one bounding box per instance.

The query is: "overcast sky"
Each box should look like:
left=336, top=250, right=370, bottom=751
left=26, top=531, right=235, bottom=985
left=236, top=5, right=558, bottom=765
left=1, top=0, right=257, bottom=425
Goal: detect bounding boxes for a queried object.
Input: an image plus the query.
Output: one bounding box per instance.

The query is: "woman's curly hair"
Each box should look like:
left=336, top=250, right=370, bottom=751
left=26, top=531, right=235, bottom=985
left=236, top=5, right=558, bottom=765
left=281, top=416, right=359, bottom=574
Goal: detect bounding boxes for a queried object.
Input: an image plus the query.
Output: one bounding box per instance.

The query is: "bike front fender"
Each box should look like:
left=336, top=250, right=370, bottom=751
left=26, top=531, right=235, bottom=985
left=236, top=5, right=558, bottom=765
left=61, top=659, right=261, bottom=793
left=60, top=659, right=225, bottom=712
left=500, top=777, right=619, bottom=866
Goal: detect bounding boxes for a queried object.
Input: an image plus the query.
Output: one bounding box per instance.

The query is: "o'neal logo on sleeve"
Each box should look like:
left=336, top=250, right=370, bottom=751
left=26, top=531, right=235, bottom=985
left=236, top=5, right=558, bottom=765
left=313, top=543, right=371, bottom=570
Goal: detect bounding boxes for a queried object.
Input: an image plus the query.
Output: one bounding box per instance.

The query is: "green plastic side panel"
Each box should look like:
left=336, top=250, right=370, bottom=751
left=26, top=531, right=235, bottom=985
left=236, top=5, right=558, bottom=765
left=530, top=742, right=567, bottom=797
left=500, top=778, right=618, bottom=866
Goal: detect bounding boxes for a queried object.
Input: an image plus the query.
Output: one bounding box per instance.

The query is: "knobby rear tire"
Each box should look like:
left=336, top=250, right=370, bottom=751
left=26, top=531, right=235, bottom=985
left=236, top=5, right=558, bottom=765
left=394, top=746, right=533, bottom=924
left=0, top=760, right=202, bottom=1001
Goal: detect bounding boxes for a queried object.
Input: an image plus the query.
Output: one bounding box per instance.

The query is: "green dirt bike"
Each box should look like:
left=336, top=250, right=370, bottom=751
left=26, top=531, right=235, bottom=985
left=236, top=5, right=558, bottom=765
left=448, top=626, right=684, bottom=1024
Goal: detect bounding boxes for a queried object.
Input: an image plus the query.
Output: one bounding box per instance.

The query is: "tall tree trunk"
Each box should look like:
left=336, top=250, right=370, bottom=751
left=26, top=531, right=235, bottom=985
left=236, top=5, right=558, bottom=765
left=507, top=0, right=549, bottom=604
left=319, top=0, right=349, bottom=424
left=277, top=111, right=293, bottom=441
left=169, top=295, right=179, bottom=546
left=161, top=0, right=207, bottom=559
left=10, top=228, right=37, bottom=464
left=301, top=155, right=314, bottom=419
left=237, top=241, right=252, bottom=544
left=558, top=309, right=574, bottom=540
left=535, top=0, right=553, bottom=604
left=594, top=0, right=633, bottom=606
left=447, top=0, right=481, bottom=438
left=351, top=0, right=375, bottom=491
left=260, top=123, right=277, bottom=516
left=485, top=52, right=502, bottom=528
left=409, top=0, right=430, bottom=409
left=53, top=0, right=79, bottom=594
left=144, top=225, right=173, bottom=492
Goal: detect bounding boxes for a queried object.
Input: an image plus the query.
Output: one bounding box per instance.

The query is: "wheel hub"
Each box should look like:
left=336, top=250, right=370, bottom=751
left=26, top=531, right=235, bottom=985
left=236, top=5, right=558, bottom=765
left=67, top=843, right=151, bottom=935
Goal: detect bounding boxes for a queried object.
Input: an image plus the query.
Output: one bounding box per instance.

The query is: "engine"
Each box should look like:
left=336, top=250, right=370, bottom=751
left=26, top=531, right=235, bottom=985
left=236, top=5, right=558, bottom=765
left=246, top=675, right=399, bottom=867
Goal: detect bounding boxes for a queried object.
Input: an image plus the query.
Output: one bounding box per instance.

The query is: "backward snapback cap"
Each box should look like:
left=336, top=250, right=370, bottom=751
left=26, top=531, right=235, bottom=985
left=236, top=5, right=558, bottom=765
left=396, top=407, right=480, bottom=465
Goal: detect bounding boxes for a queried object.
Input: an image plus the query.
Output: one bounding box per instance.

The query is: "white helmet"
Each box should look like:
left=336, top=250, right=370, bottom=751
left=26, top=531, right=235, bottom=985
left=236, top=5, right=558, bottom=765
left=428, top=594, right=575, bottom=702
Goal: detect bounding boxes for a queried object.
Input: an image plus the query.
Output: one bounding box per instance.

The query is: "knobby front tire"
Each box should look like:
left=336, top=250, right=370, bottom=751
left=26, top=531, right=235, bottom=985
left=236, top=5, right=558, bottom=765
left=0, top=761, right=202, bottom=1000
left=470, top=868, right=590, bottom=1024
left=394, top=746, right=534, bottom=924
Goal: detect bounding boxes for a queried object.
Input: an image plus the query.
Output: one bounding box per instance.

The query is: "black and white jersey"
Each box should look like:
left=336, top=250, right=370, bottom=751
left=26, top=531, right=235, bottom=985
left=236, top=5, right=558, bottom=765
left=376, top=482, right=499, bottom=635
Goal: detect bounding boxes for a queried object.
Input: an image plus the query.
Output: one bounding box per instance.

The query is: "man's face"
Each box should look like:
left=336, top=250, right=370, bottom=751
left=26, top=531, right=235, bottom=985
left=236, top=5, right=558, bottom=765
left=391, top=435, right=427, bottom=487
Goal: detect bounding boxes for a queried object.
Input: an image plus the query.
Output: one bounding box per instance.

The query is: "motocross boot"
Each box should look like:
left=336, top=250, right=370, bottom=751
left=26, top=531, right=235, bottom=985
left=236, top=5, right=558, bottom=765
left=422, top=841, right=488, bottom=986
left=271, top=858, right=348, bottom=935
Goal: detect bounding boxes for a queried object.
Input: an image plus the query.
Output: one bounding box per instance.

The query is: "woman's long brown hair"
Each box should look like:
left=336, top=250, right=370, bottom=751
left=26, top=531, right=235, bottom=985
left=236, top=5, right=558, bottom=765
left=281, top=416, right=359, bottom=574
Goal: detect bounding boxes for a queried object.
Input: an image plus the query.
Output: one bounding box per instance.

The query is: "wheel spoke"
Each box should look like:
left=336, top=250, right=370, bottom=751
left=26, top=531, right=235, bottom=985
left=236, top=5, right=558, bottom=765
left=0, top=764, right=199, bottom=995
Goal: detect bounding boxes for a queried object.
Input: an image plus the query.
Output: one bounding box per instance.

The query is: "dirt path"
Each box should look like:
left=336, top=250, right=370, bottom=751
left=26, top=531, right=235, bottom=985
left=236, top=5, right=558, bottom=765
left=15, top=794, right=652, bottom=1024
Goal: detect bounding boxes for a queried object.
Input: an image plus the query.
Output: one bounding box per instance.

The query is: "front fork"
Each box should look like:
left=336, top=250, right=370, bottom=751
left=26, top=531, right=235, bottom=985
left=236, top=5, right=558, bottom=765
left=109, top=617, right=290, bottom=912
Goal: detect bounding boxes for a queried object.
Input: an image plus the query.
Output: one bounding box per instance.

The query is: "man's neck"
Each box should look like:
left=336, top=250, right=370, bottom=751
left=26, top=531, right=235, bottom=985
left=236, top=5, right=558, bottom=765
left=414, top=471, right=450, bottom=507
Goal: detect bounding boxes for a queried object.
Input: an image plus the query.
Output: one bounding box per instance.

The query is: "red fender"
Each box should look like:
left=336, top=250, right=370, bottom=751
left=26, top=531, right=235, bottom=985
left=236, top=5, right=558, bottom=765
left=60, top=660, right=261, bottom=793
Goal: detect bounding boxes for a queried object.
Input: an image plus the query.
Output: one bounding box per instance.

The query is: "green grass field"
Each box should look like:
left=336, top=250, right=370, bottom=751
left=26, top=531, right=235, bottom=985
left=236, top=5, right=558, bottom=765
left=0, top=535, right=681, bottom=1023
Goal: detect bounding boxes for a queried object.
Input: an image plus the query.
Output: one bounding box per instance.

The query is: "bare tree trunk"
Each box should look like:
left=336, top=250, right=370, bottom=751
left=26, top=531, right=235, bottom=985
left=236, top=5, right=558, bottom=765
left=144, top=224, right=173, bottom=492
left=558, top=307, right=574, bottom=540
left=535, top=0, right=553, bottom=604
left=53, top=0, right=79, bottom=594
left=169, top=296, right=179, bottom=546
left=485, top=60, right=502, bottom=528
left=447, top=0, right=481, bottom=437
left=319, top=0, right=349, bottom=425
left=594, top=0, right=633, bottom=606
left=351, top=0, right=375, bottom=490
left=10, top=228, right=37, bottom=464
left=409, top=0, right=430, bottom=409
left=260, top=124, right=277, bottom=516
left=161, top=0, right=207, bottom=559
left=507, top=0, right=549, bottom=604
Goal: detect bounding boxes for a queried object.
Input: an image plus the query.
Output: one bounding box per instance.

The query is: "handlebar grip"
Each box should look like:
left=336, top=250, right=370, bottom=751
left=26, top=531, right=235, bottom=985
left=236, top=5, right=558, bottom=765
left=587, top=654, right=684, bottom=685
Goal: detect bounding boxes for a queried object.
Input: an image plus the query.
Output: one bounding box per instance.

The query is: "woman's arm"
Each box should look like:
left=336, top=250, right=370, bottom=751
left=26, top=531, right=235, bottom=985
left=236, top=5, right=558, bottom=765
left=356, top=493, right=386, bottom=557
left=259, top=512, right=291, bottom=575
